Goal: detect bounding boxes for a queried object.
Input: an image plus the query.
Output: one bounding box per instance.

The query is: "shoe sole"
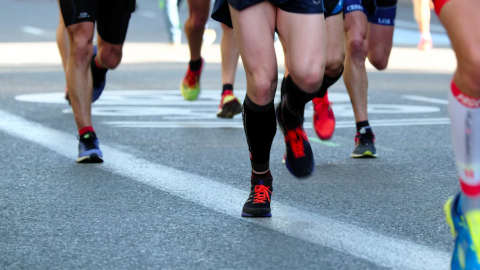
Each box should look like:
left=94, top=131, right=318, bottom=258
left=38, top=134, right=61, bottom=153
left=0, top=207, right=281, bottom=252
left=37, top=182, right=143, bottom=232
left=351, top=151, right=378, bottom=158
left=217, top=100, right=242, bottom=119
left=241, top=212, right=272, bottom=218
left=77, top=153, right=104, bottom=164
left=180, top=85, right=200, bottom=101
left=444, top=197, right=456, bottom=237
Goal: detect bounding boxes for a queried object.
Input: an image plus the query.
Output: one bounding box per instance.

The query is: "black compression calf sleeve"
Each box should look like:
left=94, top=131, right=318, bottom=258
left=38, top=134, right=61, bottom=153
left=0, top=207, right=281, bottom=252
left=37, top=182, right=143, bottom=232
left=285, top=75, right=317, bottom=115
left=242, top=95, right=277, bottom=173
left=316, top=67, right=344, bottom=98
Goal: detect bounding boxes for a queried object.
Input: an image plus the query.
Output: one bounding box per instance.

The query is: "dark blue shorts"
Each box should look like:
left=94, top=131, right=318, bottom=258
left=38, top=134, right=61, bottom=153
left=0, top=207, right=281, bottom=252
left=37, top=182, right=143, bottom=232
left=344, top=0, right=396, bottom=26
left=324, top=0, right=343, bottom=18
left=212, top=0, right=324, bottom=28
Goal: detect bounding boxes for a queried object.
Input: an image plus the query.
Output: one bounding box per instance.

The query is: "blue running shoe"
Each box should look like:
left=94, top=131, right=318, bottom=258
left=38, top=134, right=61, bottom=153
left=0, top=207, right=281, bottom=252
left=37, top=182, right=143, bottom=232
left=444, top=193, right=480, bottom=270
left=77, top=131, right=103, bottom=163
left=91, top=45, right=106, bottom=103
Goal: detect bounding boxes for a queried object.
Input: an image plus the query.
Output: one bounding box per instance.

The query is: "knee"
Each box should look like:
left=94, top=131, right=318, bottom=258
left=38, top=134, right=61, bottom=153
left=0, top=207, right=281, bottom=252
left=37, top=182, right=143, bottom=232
left=248, top=72, right=277, bottom=105
left=98, top=45, right=123, bottom=69
left=69, top=29, right=94, bottom=65
left=189, top=13, right=208, bottom=31
left=289, top=67, right=324, bottom=93
left=325, top=54, right=344, bottom=78
left=346, top=38, right=367, bottom=64
left=368, top=54, right=389, bottom=70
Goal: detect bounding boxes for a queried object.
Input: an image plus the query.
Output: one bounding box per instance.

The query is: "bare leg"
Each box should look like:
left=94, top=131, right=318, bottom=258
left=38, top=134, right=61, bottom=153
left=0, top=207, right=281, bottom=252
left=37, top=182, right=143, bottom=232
left=221, top=23, right=240, bottom=86
left=184, top=0, right=210, bottom=60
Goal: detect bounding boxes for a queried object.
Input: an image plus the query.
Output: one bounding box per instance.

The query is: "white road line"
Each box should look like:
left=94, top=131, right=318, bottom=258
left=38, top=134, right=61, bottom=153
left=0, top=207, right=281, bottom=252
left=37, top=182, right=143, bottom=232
left=104, top=118, right=451, bottom=129
left=21, top=26, right=45, bottom=36
left=0, top=109, right=450, bottom=270
left=403, top=95, right=449, bottom=105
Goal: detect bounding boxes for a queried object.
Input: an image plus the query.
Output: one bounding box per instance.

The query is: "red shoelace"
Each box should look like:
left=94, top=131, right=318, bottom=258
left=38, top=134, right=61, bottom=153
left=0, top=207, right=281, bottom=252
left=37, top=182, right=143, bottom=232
left=253, top=185, right=271, bottom=203
left=185, top=71, right=199, bottom=87
left=286, top=127, right=307, bottom=158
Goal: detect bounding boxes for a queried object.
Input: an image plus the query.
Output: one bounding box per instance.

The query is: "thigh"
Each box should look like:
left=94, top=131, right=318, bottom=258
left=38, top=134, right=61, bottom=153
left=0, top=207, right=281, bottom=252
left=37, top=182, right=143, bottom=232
left=326, top=13, right=345, bottom=60
left=437, top=0, right=480, bottom=67
left=276, top=4, right=326, bottom=80
left=59, top=0, right=96, bottom=28
left=187, top=0, right=211, bottom=18
left=229, top=2, right=277, bottom=100
left=97, top=0, right=136, bottom=45
left=366, top=23, right=393, bottom=61
left=344, top=11, right=368, bottom=46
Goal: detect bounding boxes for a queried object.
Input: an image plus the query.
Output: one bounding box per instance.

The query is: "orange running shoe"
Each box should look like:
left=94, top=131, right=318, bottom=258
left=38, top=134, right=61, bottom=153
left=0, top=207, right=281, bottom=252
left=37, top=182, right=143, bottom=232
left=312, top=93, right=335, bottom=140
left=417, top=38, right=433, bottom=51
left=217, top=90, right=242, bottom=118
left=180, top=58, right=204, bottom=101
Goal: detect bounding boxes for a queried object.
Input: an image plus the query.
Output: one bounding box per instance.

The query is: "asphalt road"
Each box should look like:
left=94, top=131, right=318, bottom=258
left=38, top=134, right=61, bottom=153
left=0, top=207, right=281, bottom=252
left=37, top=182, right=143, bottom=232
left=0, top=0, right=458, bottom=269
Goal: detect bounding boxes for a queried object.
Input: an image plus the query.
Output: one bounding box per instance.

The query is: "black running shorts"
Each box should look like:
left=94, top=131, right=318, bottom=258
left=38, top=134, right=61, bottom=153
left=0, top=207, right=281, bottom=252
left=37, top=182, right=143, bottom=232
left=59, top=0, right=136, bottom=45
left=324, top=0, right=343, bottom=18
left=212, top=0, right=325, bottom=28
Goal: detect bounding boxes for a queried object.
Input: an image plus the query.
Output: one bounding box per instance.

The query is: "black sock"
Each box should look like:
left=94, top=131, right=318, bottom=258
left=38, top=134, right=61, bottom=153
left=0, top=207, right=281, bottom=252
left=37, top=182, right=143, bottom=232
left=189, top=58, right=203, bottom=71
left=243, top=94, right=277, bottom=173
left=316, top=68, right=344, bottom=98
left=284, top=75, right=317, bottom=115
left=91, top=55, right=107, bottom=77
left=222, top=84, right=233, bottom=94
left=356, top=120, right=372, bottom=133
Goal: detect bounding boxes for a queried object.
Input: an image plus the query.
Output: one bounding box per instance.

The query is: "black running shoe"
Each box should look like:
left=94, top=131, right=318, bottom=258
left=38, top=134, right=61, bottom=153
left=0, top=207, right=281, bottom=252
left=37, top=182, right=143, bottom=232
left=242, top=176, right=273, bottom=217
left=351, top=127, right=377, bottom=158
left=276, top=100, right=315, bottom=177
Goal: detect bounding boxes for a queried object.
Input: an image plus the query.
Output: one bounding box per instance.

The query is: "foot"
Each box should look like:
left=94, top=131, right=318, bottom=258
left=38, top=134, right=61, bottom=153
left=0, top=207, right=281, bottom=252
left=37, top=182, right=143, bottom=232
left=276, top=100, right=315, bottom=177
left=242, top=176, right=273, bottom=217
left=91, top=45, right=107, bottom=103
left=217, top=90, right=242, bottom=119
left=180, top=58, right=204, bottom=101
left=417, top=38, right=433, bottom=51
left=312, top=95, right=335, bottom=140
left=77, top=131, right=103, bottom=163
left=351, top=128, right=377, bottom=158
left=444, top=193, right=480, bottom=270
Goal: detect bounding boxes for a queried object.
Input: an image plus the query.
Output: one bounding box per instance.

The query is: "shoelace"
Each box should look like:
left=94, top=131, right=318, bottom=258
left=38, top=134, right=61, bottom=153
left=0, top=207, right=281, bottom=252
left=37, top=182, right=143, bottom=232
left=221, top=90, right=233, bottom=104
left=185, top=72, right=199, bottom=87
left=286, top=128, right=307, bottom=158
left=356, top=132, right=375, bottom=145
left=253, top=185, right=271, bottom=203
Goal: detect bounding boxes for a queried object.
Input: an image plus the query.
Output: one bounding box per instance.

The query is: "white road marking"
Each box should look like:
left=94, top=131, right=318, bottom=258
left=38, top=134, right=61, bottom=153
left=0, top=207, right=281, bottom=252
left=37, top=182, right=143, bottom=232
left=403, top=95, right=448, bottom=105
left=104, top=118, right=450, bottom=128
left=21, top=26, right=45, bottom=36
left=0, top=109, right=449, bottom=269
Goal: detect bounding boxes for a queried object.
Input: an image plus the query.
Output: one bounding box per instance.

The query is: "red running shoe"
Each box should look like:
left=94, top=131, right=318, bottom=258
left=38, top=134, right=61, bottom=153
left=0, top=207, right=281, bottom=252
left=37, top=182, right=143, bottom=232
left=312, top=92, right=335, bottom=140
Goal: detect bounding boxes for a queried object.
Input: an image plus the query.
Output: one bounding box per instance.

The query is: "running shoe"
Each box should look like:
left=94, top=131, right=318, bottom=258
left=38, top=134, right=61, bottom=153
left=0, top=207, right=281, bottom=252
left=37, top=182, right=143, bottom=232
left=312, top=94, right=335, bottom=140
left=217, top=90, right=242, bottom=119
left=180, top=58, right=204, bottom=101
left=77, top=131, right=103, bottom=163
left=242, top=176, right=273, bottom=217
left=276, top=99, right=315, bottom=177
left=91, top=45, right=106, bottom=103
left=417, top=38, right=433, bottom=51
left=65, top=87, right=71, bottom=105
left=351, top=128, right=377, bottom=158
left=444, top=193, right=480, bottom=270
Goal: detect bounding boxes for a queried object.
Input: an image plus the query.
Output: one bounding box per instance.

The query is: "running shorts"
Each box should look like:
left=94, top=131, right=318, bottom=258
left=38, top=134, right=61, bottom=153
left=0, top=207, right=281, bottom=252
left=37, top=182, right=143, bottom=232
left=324, top=0, right=344, bottom=18
left=344, top=0, right=397, bottom=26
left=212, top=0, right=325, bottom=28
left=59, top=0, right=136, bottom=44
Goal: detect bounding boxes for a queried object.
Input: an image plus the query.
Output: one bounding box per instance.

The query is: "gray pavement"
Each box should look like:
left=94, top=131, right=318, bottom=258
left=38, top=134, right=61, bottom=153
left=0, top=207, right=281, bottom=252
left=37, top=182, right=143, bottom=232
left=0, top=0, right=457, bottom=269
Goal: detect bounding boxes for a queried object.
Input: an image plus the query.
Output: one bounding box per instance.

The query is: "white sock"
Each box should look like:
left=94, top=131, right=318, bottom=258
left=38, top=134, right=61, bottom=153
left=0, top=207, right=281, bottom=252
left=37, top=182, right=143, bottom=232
left=421, top=32, right=431, bottom=40
left=448, top=81, right=480, bottom=213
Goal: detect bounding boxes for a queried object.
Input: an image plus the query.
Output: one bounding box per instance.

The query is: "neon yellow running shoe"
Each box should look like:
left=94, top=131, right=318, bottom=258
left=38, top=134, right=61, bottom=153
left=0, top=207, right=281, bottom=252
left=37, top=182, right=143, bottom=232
left=444, top=193, right=480, bottom=270
left=180, top=58, right=204, bottom=101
